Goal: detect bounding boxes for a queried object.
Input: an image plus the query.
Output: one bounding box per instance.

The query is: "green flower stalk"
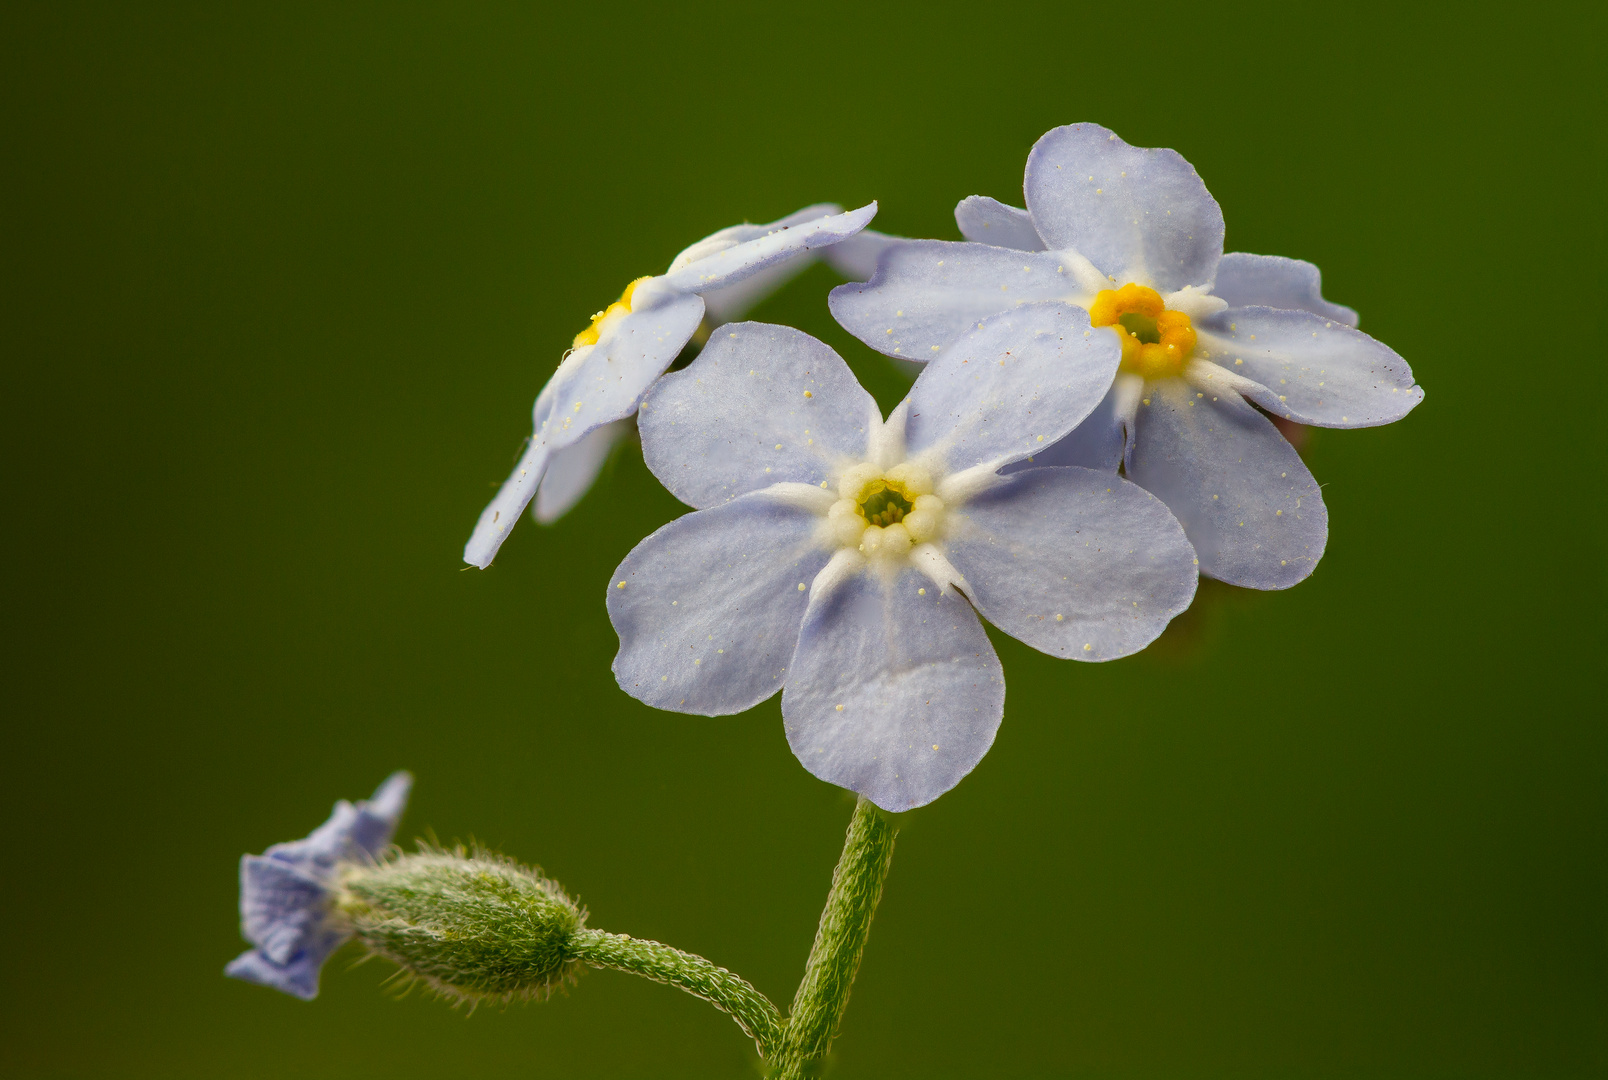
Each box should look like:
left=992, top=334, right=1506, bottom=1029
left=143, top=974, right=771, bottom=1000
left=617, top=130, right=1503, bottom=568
left=230, top=777, right=898, bottom=1076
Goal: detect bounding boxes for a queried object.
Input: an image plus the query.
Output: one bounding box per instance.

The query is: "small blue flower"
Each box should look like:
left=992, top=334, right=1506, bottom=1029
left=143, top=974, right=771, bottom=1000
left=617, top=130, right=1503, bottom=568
left=225, top=772, right=412, bottom=1000
left=464, top=204, right=877, bottom=567
left=830, top=124, right=1424, bottom=589
left=608, top=310, right=1196, bottom=811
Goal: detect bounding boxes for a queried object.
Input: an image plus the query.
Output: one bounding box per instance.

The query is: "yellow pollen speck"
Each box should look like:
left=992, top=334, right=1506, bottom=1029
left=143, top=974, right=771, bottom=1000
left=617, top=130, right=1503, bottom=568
left=1142, top=398, right=1151, bottom=406
left=836, top=704, right=844, bottom=711
left=918, top=588, right=926, bottom=595
left=1083, top=643, right=1092, bottom=651
left=804, top=390, right=813, bottom=398
left=1281, top=560, right=1288, bottom=566
left=1276, top=509, right=1283, bottom=516
left=775, top=443, right=783, bottom=450
left=797, top=582, right=806, bottom=591
left=932, top=744, right=939, bottom=751
left=1281, top=472, right=1288, bottom=478
left=1055, top=614, right=1064, bottom=622
left=931, top=345, right=940, bottom=351
left=717, top=648, right=724, bottom=653
left=1037, top=435, right=1044, bottom=442
left=693, top=659, right=701, bottom=665
left=616, top=581, right=626, bottom=588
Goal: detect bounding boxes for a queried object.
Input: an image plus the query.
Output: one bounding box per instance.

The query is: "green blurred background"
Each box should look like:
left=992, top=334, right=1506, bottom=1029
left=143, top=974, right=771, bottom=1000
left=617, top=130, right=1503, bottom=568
left=3, top=2, right=1602, bottom=1076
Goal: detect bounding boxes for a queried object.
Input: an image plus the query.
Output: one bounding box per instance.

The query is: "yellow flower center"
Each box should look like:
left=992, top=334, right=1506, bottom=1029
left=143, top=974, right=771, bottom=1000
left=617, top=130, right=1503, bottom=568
left=1088, top=283, right=1196, bottom=381
left=826, top=462, right=947, bottom=560
left=572, top=277, right=653, bottom=349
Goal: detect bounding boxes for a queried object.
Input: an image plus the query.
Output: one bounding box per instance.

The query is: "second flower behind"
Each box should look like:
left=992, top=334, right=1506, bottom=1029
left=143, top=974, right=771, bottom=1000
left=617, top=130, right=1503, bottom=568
left=607, top=309, right=1198, bottom=811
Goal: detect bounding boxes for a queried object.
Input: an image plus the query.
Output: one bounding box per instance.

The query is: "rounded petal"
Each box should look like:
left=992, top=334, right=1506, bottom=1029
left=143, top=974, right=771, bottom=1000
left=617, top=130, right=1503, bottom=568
left=535, top=418, right=633, bottom=524
left=904, top=302, right=1119, bottom=474
left=1004, top=382, right=1125, bottom=474
left=829, top=240, right=1075, bottom=359
left=462, top=285, right=705, bottom=568
left=943, top=467, right=1196, bottom=660
left=1197, top=306, right=1423, bottom=428
left=640, top=322, right=876, bottom=508
left=1212, top=253, right=1359, bottom=326
left=954, top=196, right=1046, bottom=251
left=1024, top=123, right=1224, bottom=292
left=782, top=568, right=1004, bottom=812
left=608, top=493, right=831, bottom=715
left=1127, top=381, right=1327, bottom=589
left=662, top=203, right=877, bottom=294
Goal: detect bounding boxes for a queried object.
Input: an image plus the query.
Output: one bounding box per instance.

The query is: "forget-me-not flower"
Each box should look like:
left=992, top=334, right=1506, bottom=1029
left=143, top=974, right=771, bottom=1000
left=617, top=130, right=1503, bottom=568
left=225, top=772, right=412, bottom=1000
left=464, top=203, right=877, bottom=567
left=607, top=310, right=1196, bottom=811
left=830, top=124, right=1423, bottom=589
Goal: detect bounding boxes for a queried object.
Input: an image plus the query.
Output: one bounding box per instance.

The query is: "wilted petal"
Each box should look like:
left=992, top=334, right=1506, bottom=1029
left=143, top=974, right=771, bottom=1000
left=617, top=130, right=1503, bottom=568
left=608, top=492, right=830, bottom=715
left=640, top=322, right=876, bottom=508
left=904, top=302, right=1119, bottom=474
left=239, top=857, right=327, bottom=963
left=1213, top=253, right=1358, bottom=326
left=225, top=947, right=332, bottom=1001
left=954, top=196, right=1046, bottom=250
left=662, top=204, right=877, bottom=294
left=1024, top=123, right=1224, bottom=293
left=945, top=467, right=1196, bottom=660
left=1127, top=380, right=1327, bottom=589
left=535, top=418, right=633, bottom=524
left=829, top=240, right=1075, bottom=359
left=1197, top=307, right=1422, bottom=428
left=783, top=567, right=1004, bottom=812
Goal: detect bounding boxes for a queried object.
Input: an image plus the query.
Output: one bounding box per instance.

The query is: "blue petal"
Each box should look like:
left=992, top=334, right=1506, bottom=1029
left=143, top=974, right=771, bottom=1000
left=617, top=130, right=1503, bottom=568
left=1024, top=123, right=1224, bottom=293
left=1128, top=381, right=1327, bottom=589
left=239, top=856, right=329, bottom=963
left=535, top=418, right=633, bottom=524
left=904, top=302, right=1119, bottom=474
left=640, top=323, right=875, bottom=509
left=609, top=492, right=830, bottom=715
left=819, top=228, right=907, bottom=282
left=830, top=240, right=1071, bottom=359
left=954, top=196, right=1045, bottom=250
left=783, top=567, right=1004, bottom=812
left=662, top=204, right=877, bottom=294
left=226, top=947, right=333, bottom=1001
left=463, top=285, right=705, bottom=567
left=1196, top=307, right=1423, bottom=428
left=944, top=467, right=1196, bottom=660
left=1213, top=253, right=1358, bottom=326
left=695, top=205, right=846, bottom=323
left=1006, top=383, right=1125, bottom=473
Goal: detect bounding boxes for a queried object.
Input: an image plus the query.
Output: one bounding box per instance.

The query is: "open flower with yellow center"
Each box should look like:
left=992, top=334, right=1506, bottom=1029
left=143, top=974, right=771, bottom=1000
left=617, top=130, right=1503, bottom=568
left=463, top=202, right=877, bottom=568
left=607, top=310, right=1196, bottom=811
left=830, top=123, right=1424, bottom=589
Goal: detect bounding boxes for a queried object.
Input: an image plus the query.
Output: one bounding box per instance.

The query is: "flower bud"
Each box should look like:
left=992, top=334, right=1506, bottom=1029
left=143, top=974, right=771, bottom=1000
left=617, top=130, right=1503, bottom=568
left=337, top=847, right=585, bottom=1003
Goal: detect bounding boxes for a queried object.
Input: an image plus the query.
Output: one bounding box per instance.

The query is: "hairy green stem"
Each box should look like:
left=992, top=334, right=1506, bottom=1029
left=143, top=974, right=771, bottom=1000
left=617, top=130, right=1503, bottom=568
left=772, top=798, right=899, bottom=1079
left=570, top=928, right=784, bottom=1056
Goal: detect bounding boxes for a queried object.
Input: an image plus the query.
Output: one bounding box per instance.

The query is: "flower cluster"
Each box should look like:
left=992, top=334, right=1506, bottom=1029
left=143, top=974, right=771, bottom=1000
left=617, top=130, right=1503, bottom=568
left=462, top=123, right=1422, bottom=809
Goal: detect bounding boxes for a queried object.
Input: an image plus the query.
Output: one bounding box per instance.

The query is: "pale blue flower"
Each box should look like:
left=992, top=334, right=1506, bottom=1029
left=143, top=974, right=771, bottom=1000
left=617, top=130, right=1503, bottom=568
left=608, top=310, right=1196, bottom=811
left=225, top=772, right=412, bottom=1000
left=464, top=204, right=877, bottom=567
left=831, top=124, right=1423, bottom=589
